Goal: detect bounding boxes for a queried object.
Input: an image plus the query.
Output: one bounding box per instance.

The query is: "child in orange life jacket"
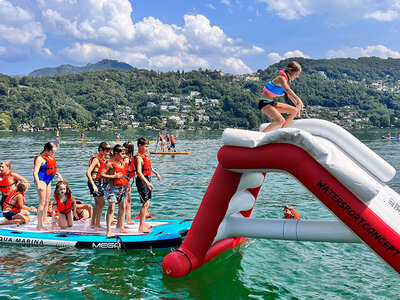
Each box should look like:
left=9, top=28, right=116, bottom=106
left=86, top=142, right=111, bottom=231
left=283, top=205, right=301, bottom=220
left=33, top=142, right=62, bottom=231
left=259, top=61, right=304, bottom=133
left=123, top=141, right=136, bottom=225
left=51, top=180, right=78, bottom=229
left=1, top=181, right=36, bottom=225
left=134, top=136, right=162, bottom=233
left=74, top=199, right=92, bottom=221
left=0, top=161, right=28, bottom=211
left=169, top=135, right=177, bottom=152
left=101, top=144, right=130, bottom=237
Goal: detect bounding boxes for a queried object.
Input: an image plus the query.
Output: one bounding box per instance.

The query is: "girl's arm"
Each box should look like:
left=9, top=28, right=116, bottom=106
left=12, top=172, right=28, bottom=183
left=71, top=196, right=78, bottom=220
left=279, top=77, right=304, bottom=114
left=86, top=157, right=99, bottom=191
left=33, top=156, right=44, bottom=190
left=152, top=169, right=162, bottom=182
left=18, top=195, right=36, bottom=212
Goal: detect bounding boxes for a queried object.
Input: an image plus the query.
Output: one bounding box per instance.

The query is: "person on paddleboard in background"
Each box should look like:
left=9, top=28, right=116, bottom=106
left=165, top=132, right=170, bottom=148
left=33, top=142, right=62, bottom=231
left=101, top=144, right=130, bottom=237
left=86, top=142, right=111, bottom=231
left=169, top=135, right=177, bottom=152
left=0, top=161, right=28, bottom=211
left=51, top=180, right=78, bottom=229
left=283, top=205, right=301, bottom=219
left=134, top=136, right=162, bottom=233
left=1, top=181, right=36, bottom=225
left=80, top=132, right=85, bottom=141
left=259, top=61, right=304, bottom=133
left=123, top=141, right=136, bottom=225
left=157, top=132, right=167, bottom=152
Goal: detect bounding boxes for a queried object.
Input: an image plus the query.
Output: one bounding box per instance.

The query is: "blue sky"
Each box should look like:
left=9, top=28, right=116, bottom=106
left=1, top=0, right=400, bottom=76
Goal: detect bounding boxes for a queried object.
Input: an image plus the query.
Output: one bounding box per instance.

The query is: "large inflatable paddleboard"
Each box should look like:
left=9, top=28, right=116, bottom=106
left=0, top=214, right=191, bottom=250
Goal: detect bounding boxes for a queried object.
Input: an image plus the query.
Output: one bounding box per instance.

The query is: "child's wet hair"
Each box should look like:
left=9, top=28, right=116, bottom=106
left=112, top=144, right=125, bottom=156
left=137, top=136, right=149, bottom=147
left=123, top=141, right=135, bottom=157
left=15, top=181, right=30, bottom=193
left=40, top=142, right=56, bottom=154
left=98, top=141, right=111, bottom=151
left=1, top=161, right=11, bottom=168
left=54, top=180, right=72, bottom=197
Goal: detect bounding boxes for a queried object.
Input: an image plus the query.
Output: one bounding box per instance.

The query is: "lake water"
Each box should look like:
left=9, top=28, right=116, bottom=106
left=0, top=128, right=399, bottom=299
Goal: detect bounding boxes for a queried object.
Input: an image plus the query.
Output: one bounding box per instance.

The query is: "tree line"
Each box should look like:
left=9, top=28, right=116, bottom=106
left=1, top=57, right=400, bottom=131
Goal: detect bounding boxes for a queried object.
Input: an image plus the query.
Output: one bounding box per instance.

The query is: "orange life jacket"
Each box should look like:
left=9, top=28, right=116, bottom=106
left=134, top=152, right=152, bottom=176
left=89, top=155, right=106, bottom=180
left=34, top=154, right=57, bottom=175
left=0, top=171, right=16, bottom=194
left=3, top=191, right=25, bottom=213
left=171, top=137, right=176, bottom=143
left=54, top=194, right=73, bottom=214
left=286, top=209, right=301, bottom=220
left=109, top=160, right=128, bottom=186
left=126, top=157, right=136, bottom=179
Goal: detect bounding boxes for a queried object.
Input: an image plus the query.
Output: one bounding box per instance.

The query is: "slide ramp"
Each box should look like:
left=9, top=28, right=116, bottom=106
left=163, top=119, right=400, bottom=277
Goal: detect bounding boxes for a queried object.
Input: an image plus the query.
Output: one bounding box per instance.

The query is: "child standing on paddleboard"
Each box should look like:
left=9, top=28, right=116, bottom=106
left=86, top=142, right=111, bottom=231
left=101, top=144, right=130, bottom=237
left=134, top=137, right=161, bottom=233
left=259, top=61, right=304, bottom=132
left=33, top=142, right=62, bottom=231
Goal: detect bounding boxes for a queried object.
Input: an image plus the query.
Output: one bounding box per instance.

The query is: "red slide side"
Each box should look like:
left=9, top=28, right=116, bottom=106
left=163, top=143, right=400, bottom=277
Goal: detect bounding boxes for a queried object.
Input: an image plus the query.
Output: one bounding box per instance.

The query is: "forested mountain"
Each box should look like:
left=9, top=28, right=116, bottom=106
left=1, top=57, right=400, bottom=131
left=28, top=59, right=133, bottom=77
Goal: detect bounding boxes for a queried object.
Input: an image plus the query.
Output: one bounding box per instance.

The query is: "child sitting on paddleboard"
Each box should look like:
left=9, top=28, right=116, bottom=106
left=51, top=180, right=78, bottom=229
left=134, top=136, right=162, bottom=233
left=259, top=61, right=304, bottom=133
left=1, top=181, right=36, bottom=225
left=0, top=160, right=28, bottom=211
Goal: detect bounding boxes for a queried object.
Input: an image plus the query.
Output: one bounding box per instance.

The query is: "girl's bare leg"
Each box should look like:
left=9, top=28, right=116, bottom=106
left=261, top=103, right=299, bottom=132
left=36, top=182, right=48, bottom=230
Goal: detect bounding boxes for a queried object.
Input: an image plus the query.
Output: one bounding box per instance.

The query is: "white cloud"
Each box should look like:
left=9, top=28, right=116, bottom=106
left=1, top=0, right=263, bottom=73
left=221, top=57, right=252, bottom=74
left=257, top=0, right=400, bottom=21
left=57, top=12, right=262, bottom=73
left=326, top=45, right=400, bottom=59
left=267, top=50, right=309, bottom=64
left=39, top=0, right=135, bottom=45
left=207, top=4, right=216, bottom=10
left=0, top=0, right=49, bottom=61
left=365, top=10, right=398, bottom=21
left=220, top=0, right=232, bottom=7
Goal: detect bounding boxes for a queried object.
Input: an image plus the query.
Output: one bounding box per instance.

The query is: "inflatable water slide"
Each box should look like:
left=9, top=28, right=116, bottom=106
left=163, top=119, right=400, bottom=277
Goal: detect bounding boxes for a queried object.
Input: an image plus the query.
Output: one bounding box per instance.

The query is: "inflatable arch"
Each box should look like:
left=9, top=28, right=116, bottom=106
left=162, top=119, right=400, bottom=277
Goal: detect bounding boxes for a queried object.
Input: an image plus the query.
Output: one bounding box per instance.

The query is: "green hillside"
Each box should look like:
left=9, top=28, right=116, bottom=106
left=28, top=59, right=133, bottom=77
left=1, top=57, right=400, bottom=131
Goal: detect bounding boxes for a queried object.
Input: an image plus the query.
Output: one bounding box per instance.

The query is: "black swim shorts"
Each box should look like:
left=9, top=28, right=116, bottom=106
left=136, top=176, right=152, bottom=204
left=87, top=179, right=105, bottom=197
left=258, top=99, right=277, bottom=110
left=3, top=210, right=17, bottom=220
